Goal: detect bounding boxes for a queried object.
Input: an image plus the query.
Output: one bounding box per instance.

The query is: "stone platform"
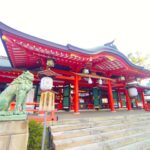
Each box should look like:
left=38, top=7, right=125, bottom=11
left=50, top=110, right=150, bottom=150
left=0, top=120, right=28, bottom=150
left=0, top=114, right=27, bottom=121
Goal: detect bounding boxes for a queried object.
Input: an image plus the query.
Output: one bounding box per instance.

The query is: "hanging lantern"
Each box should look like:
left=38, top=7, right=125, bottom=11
left=40, top=77, right=53, bottom=91
left=120, top=76, right=125, bottom=80
left=98, top=79, right=103, bottom=85
left=47, top=59, right=55, bottom=67
left=128, top=87, right=138, bottom=97
left=82, top=68, right=89, bottom=74
left=88, top=77, right=93, bottom=84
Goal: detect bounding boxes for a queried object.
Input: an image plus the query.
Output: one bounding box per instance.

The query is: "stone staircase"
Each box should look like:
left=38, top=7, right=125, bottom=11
left=50, top=112, right=150, bottom=150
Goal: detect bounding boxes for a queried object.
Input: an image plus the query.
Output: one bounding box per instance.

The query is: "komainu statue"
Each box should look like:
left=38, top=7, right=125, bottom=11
left=0, top=71, right=34, bottom=116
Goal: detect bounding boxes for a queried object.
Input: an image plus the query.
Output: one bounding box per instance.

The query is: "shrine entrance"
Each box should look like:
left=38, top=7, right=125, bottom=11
left=0, top=22, right=150, bottom=114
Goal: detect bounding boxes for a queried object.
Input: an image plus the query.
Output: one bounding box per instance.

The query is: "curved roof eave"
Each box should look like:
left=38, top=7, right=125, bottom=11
left=0, top=22, right=68, bottom=50
left=0, top=22, right=150, bottom=73
left=67, top=44, right=149, bottom=72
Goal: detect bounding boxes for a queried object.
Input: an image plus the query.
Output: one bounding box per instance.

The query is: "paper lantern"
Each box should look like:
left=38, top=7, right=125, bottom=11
left=40, top=77, right=53, bottom=91
left=120, top=76, right=125, bottom=80
left=98, top=79, right=103, bottom=85
left=128, top=88, right=138, bottom=97
left=88, top=77, right=93, bottom=84
left=82, top=68, right=89, bottom=74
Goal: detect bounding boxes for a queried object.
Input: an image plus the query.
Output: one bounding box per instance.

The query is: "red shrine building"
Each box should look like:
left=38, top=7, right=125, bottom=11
left=0, top=22, right=150, bottom=113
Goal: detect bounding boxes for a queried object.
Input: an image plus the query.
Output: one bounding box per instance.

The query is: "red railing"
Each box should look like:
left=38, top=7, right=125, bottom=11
left=9, top=102, right=40, bottom=112
left=9, top=102, right=58, bottom=122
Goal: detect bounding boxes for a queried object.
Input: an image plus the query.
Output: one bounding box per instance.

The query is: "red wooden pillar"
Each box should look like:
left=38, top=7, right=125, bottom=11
left=107, top=80, right=115, bottom=112
left=74, top=75, right=79, bottom=113
left=141, top=91, right=145, bottom=109
left=118, top=91, right=123, bottom=108
left=125, top=89, right=132, bottom=111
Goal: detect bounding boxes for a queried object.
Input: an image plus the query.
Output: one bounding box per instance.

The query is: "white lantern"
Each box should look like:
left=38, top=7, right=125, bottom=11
left=82, top=68, right=89, bottom=74
left=88, top=77, right=93, bottom=84
left=40, top=77, right=53, bottom=91
left=98, top=79, right=103, bottom=85
left=120, top=76, right=125, bottom=80
left=128, top=87, right=138, bottom=97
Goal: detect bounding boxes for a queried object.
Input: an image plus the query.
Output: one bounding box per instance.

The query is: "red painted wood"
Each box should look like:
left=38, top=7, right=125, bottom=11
left=2, top=33, right=150, bottom=78
left=55, top=76, right=74, bottom=81
left=74, top=75, right=79, bottom=113
left=107, top=80, right=115, bottom=112
left=51, top=68, right=74, bottom=76
left=125, top=89, right=132, bottom=111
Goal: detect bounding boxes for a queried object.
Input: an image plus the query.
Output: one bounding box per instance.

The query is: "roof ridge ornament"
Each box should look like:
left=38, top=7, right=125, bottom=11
left=104, top=39, right=118, bottom=50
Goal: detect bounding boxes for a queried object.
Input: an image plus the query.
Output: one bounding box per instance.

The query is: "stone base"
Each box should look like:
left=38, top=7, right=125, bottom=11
left=0, top=120, right=28, bottom=150
left=0, top=114, right=27, bottom=121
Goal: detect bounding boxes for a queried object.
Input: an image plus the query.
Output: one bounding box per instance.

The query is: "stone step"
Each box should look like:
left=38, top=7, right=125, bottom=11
left=52, top=115, right=150, bottom=126
left=54, top=125, right=150, bottom=149
left=53, top=121, right=150, bottom=140
left=51, top=117, right=150, bottom=132
left=50, top=113, right=150, bottom=126
left=65, top=131, right=150, bottom=150
left=51, top=112, right=150, bottom=149
left=114, top=139, right=150, bottom=150
left=51, top=113, right=150, bottom=127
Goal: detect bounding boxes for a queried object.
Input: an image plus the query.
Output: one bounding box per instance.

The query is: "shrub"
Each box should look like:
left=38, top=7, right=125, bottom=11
left=27, top=120, right=43, bottom=150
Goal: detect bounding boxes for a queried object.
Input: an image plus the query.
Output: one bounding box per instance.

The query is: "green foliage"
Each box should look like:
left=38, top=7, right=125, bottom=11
left=28, top=120, right=43, bottom=150
left=128, top=51, right=150, bottom=69
left=128, top=51, right=145, bottom=65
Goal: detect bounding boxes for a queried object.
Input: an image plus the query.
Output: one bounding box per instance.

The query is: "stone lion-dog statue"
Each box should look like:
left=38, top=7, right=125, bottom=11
left=0, top=71, right=34, bottom=115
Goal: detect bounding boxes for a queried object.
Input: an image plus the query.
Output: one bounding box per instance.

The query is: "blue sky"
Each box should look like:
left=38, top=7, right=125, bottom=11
left=0, top=0, right=150, bottom=59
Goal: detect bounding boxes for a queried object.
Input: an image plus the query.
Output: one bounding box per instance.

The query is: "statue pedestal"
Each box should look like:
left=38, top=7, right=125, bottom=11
left=0, top=120, right=28, bottom=150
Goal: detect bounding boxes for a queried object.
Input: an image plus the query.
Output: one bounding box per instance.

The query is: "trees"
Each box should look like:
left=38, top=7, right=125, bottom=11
left=128, top=51, right=150, bottom=87
left=127, top=51, right=150, bottom=70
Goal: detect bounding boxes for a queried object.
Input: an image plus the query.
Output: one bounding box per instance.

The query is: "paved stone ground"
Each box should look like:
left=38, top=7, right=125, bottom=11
left=28, top=108, right=150, bottom=122
left=56, top=108, right=149, bottom=120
